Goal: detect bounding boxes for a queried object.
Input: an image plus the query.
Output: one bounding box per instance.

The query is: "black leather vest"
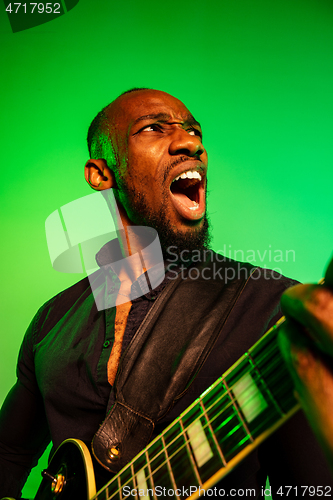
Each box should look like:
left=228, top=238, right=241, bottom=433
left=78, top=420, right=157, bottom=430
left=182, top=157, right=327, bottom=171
left=92, top=254, right=257, bottom=472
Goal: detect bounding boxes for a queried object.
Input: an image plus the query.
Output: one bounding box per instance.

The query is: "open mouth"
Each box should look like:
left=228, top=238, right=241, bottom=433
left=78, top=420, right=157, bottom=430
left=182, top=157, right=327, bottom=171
left=170, top=169, right=206, bottom=220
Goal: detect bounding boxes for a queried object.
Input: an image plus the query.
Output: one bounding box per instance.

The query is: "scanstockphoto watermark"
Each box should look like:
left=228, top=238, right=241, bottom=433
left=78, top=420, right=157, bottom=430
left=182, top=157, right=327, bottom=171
left=166, top=246, right=296, bottom=281
left=167, top=262, right=286, bottom=282
left=218, top=244, right=296, bottom=267
left=167, top=245, right=296, bottom=268
left=122, top=485, right=257, bottom=497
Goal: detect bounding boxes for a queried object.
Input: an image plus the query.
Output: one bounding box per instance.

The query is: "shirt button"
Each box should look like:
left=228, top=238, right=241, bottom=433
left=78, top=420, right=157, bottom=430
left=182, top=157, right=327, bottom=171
left=103, top=340, right=111, bottom=348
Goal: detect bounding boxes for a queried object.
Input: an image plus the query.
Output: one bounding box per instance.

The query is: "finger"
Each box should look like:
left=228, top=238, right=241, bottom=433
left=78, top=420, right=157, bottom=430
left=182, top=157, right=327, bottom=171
left=278, top=320, right=315, bottom=397
left=280, top=283, right=333, bottom=357
left=278, top=321, right=333, bottom=468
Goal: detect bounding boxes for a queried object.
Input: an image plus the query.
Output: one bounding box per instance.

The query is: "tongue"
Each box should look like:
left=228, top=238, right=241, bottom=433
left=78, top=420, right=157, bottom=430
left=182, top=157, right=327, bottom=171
left=172, top=191, right=194, bottom=208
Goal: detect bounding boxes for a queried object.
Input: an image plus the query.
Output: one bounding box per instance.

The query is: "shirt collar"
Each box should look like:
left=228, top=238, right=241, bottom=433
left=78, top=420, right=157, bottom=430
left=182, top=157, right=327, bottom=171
left=95, top=240, right=188, bottom=301
left=95, top=239, right=166, bottom=300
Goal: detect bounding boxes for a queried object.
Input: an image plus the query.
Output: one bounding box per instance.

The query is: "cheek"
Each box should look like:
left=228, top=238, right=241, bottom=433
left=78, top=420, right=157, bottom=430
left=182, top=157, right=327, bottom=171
left=127, top=154, right=164, bottom=188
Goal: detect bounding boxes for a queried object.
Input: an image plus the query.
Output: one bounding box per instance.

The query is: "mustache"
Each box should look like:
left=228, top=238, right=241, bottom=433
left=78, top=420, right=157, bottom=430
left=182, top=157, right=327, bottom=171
left=163, top=156, right=204, bottom=184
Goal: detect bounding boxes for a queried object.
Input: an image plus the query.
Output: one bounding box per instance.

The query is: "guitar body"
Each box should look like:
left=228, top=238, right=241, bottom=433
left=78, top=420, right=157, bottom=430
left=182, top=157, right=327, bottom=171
left=0, top=439, right=96, bottom=500
left=34, top=439, right=95, bottom=500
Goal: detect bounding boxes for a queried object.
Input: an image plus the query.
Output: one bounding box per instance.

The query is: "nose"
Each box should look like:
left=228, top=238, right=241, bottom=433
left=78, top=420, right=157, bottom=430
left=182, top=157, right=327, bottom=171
left=169, top=129, right=205, bottom=158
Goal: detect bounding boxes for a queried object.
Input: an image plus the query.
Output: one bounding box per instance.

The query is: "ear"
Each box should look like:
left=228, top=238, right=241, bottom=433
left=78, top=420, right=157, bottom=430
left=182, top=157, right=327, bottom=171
left=84, top=159, right=117, bottom=191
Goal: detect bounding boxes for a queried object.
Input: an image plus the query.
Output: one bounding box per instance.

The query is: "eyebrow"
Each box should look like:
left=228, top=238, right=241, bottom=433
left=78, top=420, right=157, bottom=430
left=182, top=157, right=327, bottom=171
left=132, top=112, right=202, bottom=129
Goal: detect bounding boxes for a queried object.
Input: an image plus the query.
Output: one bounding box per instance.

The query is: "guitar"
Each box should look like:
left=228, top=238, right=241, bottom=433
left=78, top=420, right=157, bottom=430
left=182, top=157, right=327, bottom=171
left=2, top=315, right=302, bottom=500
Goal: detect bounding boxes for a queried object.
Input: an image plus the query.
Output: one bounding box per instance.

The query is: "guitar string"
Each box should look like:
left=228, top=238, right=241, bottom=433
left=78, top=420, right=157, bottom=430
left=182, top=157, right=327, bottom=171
left=99, top=374, right=293, bottom=500
left=97, top=358, right=290, bottom=499
left=96, top=324, right=283, bottom=497
left=96, top=337, right=289, bottom=499
left=100, top=376, right=293, bottom=500
left=136, top=361, right=291, bottom=493
left=95, top=282, right=325, bottom=497
left=148, top=337, right=294, bottom=493
left=96, top=337, right=292, bottom=499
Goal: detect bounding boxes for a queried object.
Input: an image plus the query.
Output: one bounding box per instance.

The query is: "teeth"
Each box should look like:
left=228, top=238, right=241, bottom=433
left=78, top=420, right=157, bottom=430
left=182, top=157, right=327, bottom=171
left=189, top=201, right=199, bottom=210
left=173, top=170, right=202, bottom=183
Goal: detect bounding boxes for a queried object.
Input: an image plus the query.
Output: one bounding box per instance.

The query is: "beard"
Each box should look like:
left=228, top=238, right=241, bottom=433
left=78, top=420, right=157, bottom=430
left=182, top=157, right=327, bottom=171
left=117, top=186, right=211, bottom=262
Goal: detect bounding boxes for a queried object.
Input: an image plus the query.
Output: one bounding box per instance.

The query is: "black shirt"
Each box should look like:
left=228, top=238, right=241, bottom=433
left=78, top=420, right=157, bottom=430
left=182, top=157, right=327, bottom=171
left=0, top=248, right=332, bottom=498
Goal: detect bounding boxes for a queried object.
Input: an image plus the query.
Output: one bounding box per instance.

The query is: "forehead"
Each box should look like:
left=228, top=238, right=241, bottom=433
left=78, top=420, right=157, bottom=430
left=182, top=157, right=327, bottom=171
left=108, top=90, right=196, bottom=134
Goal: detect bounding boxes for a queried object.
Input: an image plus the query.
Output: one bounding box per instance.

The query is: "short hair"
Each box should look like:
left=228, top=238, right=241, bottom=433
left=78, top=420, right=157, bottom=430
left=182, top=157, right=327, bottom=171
left=87, top=88, right=150, bottom=167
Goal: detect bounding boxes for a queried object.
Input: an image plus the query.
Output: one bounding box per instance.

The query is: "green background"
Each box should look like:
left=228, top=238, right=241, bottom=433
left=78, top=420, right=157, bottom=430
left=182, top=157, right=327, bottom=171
left=0, top=0, right=332, bottom=496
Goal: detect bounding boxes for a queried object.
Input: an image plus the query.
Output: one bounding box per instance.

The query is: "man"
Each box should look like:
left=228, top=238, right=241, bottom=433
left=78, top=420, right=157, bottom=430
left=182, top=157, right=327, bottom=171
left=0, top=88, right=331, bottom=498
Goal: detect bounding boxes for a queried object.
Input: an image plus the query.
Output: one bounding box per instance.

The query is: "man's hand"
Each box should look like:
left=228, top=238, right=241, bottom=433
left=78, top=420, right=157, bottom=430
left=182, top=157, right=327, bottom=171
left=279, top=256, right=333, bottom=470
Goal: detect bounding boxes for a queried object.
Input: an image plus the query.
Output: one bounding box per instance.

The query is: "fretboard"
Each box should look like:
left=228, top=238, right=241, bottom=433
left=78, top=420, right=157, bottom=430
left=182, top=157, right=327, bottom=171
left=93, top=317, right=299, bottom=500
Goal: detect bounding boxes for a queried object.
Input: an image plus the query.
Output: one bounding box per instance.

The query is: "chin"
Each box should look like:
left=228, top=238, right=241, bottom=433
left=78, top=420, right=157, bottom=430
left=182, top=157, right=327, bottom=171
left=159, top=215, right=211, bottom=261
left=121, top=187, right=211, bottom=257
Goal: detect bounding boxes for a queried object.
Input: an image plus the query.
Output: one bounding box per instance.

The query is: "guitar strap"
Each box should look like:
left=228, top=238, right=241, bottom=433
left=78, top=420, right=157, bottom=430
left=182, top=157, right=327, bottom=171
left=92, top=258, right=257, bottom=473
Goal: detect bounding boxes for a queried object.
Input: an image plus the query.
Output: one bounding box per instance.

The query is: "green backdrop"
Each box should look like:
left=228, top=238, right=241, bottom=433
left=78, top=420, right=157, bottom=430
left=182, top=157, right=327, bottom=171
left=0, top=0, right=332, bottom=496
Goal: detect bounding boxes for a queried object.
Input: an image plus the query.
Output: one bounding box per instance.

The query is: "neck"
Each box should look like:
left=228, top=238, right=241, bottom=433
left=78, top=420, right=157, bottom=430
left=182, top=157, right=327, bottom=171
left=103, top=191, right=160, bottom=285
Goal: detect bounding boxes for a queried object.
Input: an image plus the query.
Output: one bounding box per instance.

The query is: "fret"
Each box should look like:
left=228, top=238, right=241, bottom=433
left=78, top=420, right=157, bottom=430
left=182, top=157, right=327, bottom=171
left=180, top=401, right=226, bottom=484
left=179, top=418, right=202, bottom=487
left=261, top=365, right=295, bottom=414
left=251, top=345, right=292, bottom=400
left=251, top=337, right=297, bottom=413
left=251, top=344, right=281, bottom=382
left=251, top=325, right=280, bottom=357
left=148, top=437, right=177, bottom=498
left=223, top=376, right=254, bottom=439
left=199, top=399, right=227, bottom=467
left=250, top=328, right=281, bottom=370
left=132, top=462, right=148, bottom=500
left=145, top=449, right=157, bottom=500
left=164, top=421, right=199, bottom=492
left=231, top=370, right=268, bottom=424
left=118, top=463, right=136, bottom=500
left=245, top=351, right=285, bottom=417
left=187, top=419, right=213, bottom=467
left=225, top=354, right=284, bottom=439
left=95, top=475, right=118, bottom=500
left=135, top=469, right=150, bottom=500
left=131, top=464, right=139, bottom=500
left=202, top=379, right=252, bottom=461
left=161, top=435, right=181, bottom=500
left=250, top=319, right=297, bottom=414
left=95, top=486, right=108, bottom=500
left=251, top=331, right=279, bottom=361
left=132, top=448, right=157, bottom=500
left=118, top=476, right=122, bottom=500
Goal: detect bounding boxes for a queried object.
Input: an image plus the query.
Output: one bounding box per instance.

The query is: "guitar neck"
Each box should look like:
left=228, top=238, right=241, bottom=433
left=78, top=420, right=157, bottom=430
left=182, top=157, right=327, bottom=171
left=94, top=316, right=299, bottom=500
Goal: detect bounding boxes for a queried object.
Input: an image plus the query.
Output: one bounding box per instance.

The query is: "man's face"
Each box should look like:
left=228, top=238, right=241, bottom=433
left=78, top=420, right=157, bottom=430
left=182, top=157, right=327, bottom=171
left=107, top=90, right=210, bottom=255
